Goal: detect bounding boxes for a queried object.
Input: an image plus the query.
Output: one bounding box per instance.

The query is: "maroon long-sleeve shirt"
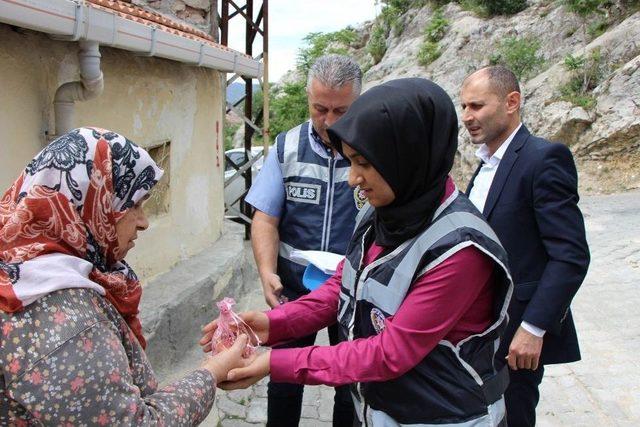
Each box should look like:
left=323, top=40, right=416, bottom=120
left=267, top=182, right=496, bottom=387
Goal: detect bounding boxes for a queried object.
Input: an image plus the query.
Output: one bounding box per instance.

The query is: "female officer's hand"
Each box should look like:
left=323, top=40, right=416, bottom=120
left=201, top=335, right=255, bottom=383
left=200, top=311, right=269, bottom=352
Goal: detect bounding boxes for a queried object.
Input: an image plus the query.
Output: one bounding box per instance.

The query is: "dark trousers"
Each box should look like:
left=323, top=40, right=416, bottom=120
left=505, top=366, right=545, bottom=427
left=267, top=323, right=355, bottom=427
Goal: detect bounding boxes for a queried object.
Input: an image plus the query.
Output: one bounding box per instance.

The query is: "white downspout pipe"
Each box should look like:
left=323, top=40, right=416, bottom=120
left=53, top=40, right=104, bottom=137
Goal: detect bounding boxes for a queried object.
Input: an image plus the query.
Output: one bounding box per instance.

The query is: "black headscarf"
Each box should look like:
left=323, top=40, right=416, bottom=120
left=327, top=78, right=458, bottom=247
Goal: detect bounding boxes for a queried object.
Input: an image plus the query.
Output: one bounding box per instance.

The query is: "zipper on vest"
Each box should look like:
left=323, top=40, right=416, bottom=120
left=321, top=153, right=335, bottom=251
left=348, top=227, right=369, bottom=341
left=325, top=156, right=337, bottom=251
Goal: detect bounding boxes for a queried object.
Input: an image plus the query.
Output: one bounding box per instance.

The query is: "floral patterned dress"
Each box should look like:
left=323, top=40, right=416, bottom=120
left=1, top=288, right=216, bottom=425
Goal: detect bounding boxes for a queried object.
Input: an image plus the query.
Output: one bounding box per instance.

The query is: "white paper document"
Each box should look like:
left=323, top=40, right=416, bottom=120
left=289, top=250, right=344, bottom=275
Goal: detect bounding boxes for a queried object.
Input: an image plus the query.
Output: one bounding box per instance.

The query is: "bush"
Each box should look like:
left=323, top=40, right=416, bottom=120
left=367, top=24, right=387, bottom=64
left=562, top=0, right=603, bottom=17
left=457, top=0, right=489, bottom=16
left=379, top=3, right=404, bottom=36
left=424, top=8, right=449, bottom=42
left=489, top=36, right=544, bottom=80
left=417, top=8, right=448, bottom=67
left=563, top=53, right=586, bottom=72
left=559, top=49, right=604, bottom=110
left=377, top=0, right=424, bottom=37
left=559, top=81, right=597, bottom=109
left=380, top=0, right=414, bottom=18
left=587, top=18, right=609, bottom=38
left=418, top=40, right=441, bottom=66
left=457, top=0, right=528, bottom=16
left=478, top=0, right=528, bottom=15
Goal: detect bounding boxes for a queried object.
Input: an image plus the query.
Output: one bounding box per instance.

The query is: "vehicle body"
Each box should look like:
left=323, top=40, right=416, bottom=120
left=224, top=146, right=265, bottom=211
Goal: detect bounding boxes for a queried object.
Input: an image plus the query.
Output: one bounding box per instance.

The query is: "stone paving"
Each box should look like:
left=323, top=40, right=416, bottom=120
left=166, top=190, right=640, bottom=426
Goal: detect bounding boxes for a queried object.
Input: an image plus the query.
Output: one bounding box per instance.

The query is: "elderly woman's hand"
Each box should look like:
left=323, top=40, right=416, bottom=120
left=218, top=349, right=271, bottom=391
left=201, top=335, right=255, bottom=383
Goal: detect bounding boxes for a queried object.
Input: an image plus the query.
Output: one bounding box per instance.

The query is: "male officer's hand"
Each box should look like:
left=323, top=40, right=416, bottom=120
left=261, top=272, right=285, bottom=308
left=507, top=326, right=543, bottom=370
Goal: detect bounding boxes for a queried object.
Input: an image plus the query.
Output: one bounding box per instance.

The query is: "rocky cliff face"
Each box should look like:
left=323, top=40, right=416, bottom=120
left=352, top=1, right=640, bottom=194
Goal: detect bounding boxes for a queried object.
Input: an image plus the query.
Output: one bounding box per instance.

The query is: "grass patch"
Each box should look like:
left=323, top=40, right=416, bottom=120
left=418, top=41, right=442, bottom=65
left=457, top=0, right=489, bottom=16
left=587, top=18, right=609, bottom=38
left=559, top=84, right=597, bottom=109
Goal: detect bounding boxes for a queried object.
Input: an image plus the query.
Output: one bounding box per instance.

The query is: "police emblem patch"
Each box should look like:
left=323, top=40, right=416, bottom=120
left=353, top=186, right=367, bottom=210
left=370, top=308, right=386, bottom=334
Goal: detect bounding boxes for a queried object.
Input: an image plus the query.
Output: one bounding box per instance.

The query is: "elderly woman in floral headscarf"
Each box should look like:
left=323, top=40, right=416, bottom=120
left=0, top=128, right=248, bottom=425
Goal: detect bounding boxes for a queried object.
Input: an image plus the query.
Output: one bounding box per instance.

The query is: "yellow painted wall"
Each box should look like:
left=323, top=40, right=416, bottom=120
left=0, top=24, right=226, bottom=281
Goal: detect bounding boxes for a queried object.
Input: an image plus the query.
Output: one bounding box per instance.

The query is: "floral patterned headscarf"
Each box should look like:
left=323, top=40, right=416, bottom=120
left=0, top=127, right=163, bottom=348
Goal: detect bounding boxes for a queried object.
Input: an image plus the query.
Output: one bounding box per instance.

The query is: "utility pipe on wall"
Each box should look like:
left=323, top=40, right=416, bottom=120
left=53, top=40, right=104, bottom=137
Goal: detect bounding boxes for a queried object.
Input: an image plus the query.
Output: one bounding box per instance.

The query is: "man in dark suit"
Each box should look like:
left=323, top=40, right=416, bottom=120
left=460, top=65, right=590, bottom=426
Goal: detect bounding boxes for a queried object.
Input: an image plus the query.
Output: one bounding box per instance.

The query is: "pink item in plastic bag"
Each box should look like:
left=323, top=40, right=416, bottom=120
left=210, top=297, right=260, bottom=357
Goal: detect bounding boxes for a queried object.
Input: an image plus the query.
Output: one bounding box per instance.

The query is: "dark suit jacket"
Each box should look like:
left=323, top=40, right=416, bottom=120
left=466, top=125, right=590, bottom=365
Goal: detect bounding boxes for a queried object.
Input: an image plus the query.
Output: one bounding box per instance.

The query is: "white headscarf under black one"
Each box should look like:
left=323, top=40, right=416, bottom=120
left=327, top=78, right=458, bottom=247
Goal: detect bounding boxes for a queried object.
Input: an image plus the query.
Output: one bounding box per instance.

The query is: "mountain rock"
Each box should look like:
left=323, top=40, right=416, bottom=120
left=351, top=1, right=640, bottom=194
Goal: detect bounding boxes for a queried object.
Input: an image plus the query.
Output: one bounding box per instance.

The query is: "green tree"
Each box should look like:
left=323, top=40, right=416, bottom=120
left=265, top=27, right=361, bottom=141
left=268, top=81, right=309, bottom=140
left=296, top=28, right=358, bottom=76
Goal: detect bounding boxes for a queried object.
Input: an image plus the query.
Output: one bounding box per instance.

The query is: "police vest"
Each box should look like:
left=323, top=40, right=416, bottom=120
left=276, top=121, right=364, bottom=298
left=338, top=190, right=513, bottom=426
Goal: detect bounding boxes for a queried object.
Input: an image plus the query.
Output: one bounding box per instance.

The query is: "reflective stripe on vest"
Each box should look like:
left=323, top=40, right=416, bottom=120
left=366, top=398, right=506, bottom=427
left=360, top=211, right=505, bottom=315
left=281, top=123, right=350, bottom=183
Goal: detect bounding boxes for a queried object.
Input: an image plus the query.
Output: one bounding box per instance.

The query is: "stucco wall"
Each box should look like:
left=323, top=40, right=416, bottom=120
left=0, top=24, right=226, bottom=281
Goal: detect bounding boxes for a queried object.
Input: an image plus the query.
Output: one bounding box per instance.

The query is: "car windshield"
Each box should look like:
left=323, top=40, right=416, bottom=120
left=225, top=152, right=248, bottom=172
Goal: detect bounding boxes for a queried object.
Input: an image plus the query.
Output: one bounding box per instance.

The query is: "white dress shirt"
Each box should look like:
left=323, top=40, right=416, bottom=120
left=468, top=124, right=545, bottom=338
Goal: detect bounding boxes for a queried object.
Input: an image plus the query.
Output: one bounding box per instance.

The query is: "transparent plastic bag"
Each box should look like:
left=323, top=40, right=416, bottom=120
left=210, top=297, right=260, bottom=357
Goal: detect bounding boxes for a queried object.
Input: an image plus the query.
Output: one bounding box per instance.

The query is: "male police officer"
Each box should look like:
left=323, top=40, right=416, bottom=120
left=245, top=54, right=364, bottom=427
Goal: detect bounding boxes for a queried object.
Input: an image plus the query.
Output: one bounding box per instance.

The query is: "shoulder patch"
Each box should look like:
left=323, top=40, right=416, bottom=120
left=370, top=308, right=386, bottom=334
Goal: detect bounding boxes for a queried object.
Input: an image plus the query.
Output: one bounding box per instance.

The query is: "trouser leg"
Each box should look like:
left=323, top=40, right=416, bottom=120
left=267, top=332, right=318, bottom=427
left=328, top=323, right=356, bottom=427
left=504, top=366, right=545, bottom=427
